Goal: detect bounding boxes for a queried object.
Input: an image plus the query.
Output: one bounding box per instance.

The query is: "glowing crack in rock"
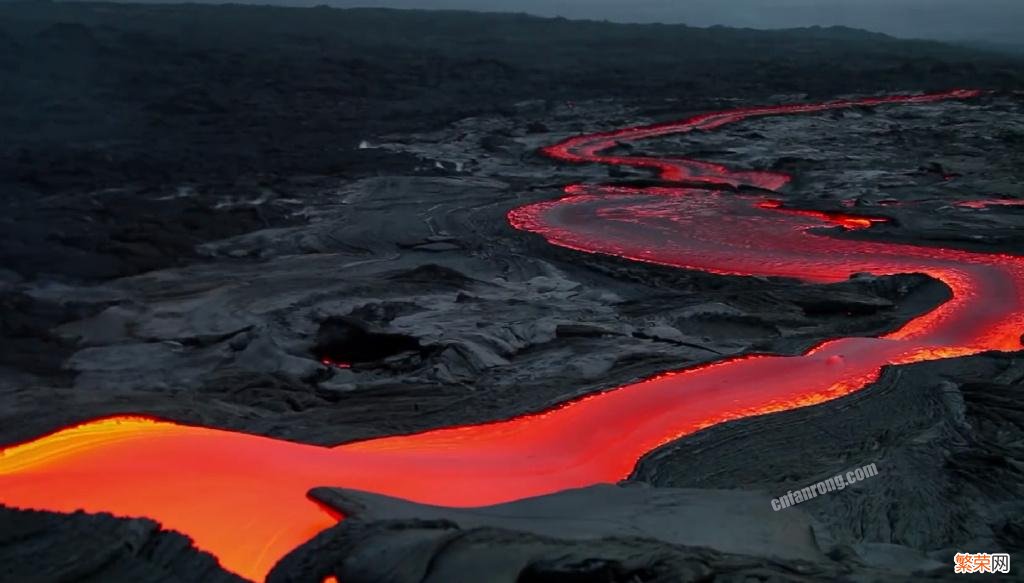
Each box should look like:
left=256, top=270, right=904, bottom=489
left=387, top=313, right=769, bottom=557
left=3, top=89, right=1022, bottom=582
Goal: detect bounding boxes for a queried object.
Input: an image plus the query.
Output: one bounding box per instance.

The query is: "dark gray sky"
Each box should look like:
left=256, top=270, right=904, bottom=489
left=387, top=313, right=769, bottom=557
left=326, top=0, right=1023, bottom=44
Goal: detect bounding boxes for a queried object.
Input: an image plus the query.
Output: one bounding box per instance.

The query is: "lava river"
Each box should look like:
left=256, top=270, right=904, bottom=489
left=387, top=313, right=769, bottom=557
left=2, top=89, right=1022, bottom=582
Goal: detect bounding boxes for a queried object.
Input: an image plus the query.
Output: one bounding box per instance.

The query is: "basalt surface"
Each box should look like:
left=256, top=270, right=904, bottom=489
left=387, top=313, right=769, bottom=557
left=3, top=19, right=1024, bottom=575
left=2, top=93, right=1022, bottom=582
left=13, top=96, right=1022, bottom=447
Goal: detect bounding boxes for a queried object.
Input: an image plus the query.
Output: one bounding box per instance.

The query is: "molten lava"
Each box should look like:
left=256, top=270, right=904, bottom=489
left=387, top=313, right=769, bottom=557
left=3, top=89, right=1021, bottom=582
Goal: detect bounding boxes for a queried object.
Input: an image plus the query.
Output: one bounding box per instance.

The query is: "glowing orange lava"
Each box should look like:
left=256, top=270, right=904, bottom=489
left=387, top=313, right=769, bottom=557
left=955, top=198, right=1024, bottom=210
left=3, top=89, right=1020, bottom=582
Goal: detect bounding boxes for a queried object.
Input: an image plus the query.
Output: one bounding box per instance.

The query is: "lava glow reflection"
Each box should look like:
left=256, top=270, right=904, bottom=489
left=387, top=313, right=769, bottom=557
left=2, top=90, right=1021, bottom=582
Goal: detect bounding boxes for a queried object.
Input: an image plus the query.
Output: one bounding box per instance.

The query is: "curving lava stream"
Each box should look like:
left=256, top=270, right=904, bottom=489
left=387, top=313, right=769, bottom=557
left=3, top=89, right=1023, bottom=582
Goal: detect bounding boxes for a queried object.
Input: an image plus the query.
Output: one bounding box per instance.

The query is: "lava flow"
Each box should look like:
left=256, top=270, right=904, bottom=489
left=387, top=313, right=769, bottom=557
left=2, top=89, right=1022, bottom=582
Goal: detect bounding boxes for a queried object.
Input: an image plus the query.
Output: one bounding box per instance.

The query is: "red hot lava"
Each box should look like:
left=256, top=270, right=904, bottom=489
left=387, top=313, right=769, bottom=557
left=3, top=89, right=1021, bottom=582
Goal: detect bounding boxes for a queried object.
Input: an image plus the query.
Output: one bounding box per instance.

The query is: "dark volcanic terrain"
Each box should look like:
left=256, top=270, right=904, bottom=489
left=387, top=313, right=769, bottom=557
left=1, top=3, right=1023, bottom=583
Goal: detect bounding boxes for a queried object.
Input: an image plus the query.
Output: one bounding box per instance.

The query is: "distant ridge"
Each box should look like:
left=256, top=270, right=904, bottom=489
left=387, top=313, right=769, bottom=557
left=64, top=0, right=1017, bottom=46
left=17, top=1, right=909, bottom=45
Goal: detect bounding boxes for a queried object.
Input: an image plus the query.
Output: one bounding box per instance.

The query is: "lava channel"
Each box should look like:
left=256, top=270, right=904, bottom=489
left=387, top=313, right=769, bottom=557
left=2, top=89, right=1021, bottom=582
